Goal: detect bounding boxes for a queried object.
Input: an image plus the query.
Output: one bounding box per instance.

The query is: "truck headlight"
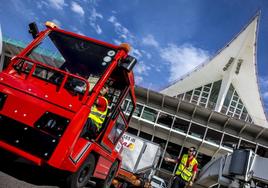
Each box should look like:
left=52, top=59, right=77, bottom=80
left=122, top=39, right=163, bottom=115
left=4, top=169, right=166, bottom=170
left=34, top=112, right=70, bottom=137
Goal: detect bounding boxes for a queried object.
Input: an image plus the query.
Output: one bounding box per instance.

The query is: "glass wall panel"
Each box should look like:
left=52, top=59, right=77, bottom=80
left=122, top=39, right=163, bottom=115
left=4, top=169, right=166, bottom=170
left=222, top=134, right=239, bottom=149
left=153, top=136, right=167, bottom=169
left=239, top=140, right=256, bottom=151
left=133, top=104, right=143, bottom=117
left=157, top=112, right=174, bottom=128
left=196, top=152, right=212, bottom=170
left=223, top=84, right=235, bottom=108
left=184, top=90, right=192, bottom=101
left=240, top=108, right=248, bottom=120
left=121, top=100, right=129, bottom=112
left=153, top=136, right=167, bottom=151
left=208, top=80, right=222, bottom=109
left=177, top=93, right=184, bottom=100
left=173, top=118, right=189, bottom=133
left=139, top=131, right=153, bottom=141
left=141, top=107, right=158, bottom=123
left=203, top=84, right=211, bottom=92
left=205, top=128, right=222, bottom=145
left=189, top=123, right=206, bottom=139
left=161, top=142, right=181, bottom=173
left=126, top=102, right=133, bottom=114
left=256, top=145, right=268, bottom=158
left=127, top=127, right=138, bottom=136
left=122, top=92, right=135, bottom=122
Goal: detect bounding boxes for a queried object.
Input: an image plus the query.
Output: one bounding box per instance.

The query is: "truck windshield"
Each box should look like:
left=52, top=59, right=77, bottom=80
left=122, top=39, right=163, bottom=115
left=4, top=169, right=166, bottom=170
left=49, top=31, right=118, bottom=78
left=25, top=31, right=118, bottom=86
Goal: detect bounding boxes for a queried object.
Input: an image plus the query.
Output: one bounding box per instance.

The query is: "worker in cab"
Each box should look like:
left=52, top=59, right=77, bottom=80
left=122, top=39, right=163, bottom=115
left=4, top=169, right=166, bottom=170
left=85, top=84, right=109, bottom=139
left=165, top=147, right=198, bottom=188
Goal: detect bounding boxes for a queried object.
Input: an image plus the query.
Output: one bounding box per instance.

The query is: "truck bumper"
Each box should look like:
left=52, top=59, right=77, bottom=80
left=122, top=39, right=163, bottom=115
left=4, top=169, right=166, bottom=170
left=0, top=114, right=58, bottom=164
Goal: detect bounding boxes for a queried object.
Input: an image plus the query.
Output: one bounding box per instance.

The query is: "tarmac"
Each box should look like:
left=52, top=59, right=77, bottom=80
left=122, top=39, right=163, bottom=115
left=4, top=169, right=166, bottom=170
left=0, top=159, right=59, bottom=188
left=0, top=171, right=58, bottom=188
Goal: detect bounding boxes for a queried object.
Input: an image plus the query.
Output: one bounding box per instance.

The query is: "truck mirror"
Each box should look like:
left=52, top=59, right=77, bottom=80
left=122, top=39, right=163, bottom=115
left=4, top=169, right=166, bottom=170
left=120, top=55, right=137, bottom=72
left=28, top=22, right=39, bottom=39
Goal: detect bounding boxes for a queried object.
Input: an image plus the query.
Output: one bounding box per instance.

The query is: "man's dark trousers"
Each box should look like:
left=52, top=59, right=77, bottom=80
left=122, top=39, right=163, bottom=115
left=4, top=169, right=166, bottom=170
left=171, top=175, right=187, bottom=188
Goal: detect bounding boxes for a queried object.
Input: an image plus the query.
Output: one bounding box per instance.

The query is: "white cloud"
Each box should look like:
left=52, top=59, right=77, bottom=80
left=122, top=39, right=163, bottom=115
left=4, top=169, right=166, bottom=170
left=144, top=51, right=152, bottom=59
left=260, top=77, right=268, bottom=86
left=135, top=75, right=143, bottom=85
left=131, top=47, right=143, bottom=60
left=142, top=34, right=159, bottom=48
left=90, top=23, right=102, bottom=34
left=112, top=39, right=121, bottom=45
left=87, top=0, right=99, bottom=6
left=264, top=92, right=268, bottom=99
left=71, top=1, right=85, bottom=16
left=36, top=1, right=49, bottom=9
left=47, top=0, right=65, bottom=10
left=10, top=0, right=37, bottom=19
left=259, top=77, right=268, bottom=99
left=72, top=27, right=85, bottom=36
left=155, top=66, right=162, bottom=72
left=88, top=8, right=103, bottom=34
left=51, top=19, right=62, bottom=27
left=108, top=16, right=135, bottom=44
left=134, top=61, right=151, bottom=76
left=160, top=43, right=210, bottom=82
left=89, top=8, right=103, bottom=21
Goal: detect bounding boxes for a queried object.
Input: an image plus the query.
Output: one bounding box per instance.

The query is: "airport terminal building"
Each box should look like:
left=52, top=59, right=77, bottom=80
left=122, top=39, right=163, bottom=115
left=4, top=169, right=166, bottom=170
left=0, top=14, right=267, bottom=181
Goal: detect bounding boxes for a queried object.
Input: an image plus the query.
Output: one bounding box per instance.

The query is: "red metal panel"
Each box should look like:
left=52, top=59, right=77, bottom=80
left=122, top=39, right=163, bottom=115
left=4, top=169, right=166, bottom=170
left=0, top=72, right=83, bottom=112
left=93, top=156, right=113, bottom=179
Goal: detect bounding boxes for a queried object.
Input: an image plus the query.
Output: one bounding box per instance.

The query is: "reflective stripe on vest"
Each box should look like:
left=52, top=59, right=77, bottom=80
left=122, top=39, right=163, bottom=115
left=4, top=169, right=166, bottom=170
left=175, top=154, right=198, bottom=182
left=88, top=97, right=108, bottom=130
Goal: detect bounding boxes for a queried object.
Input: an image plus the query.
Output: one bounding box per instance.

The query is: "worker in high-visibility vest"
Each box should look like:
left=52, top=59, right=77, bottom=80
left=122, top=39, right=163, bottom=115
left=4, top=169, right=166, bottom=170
left=86, top=85, right=109, bottom=139
left=165, top=147, right=198, bottom=188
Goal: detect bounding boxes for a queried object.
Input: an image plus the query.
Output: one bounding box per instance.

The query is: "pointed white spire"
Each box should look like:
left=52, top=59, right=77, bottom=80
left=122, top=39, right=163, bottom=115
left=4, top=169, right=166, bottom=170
left=161, top=14, right=267, bottom=127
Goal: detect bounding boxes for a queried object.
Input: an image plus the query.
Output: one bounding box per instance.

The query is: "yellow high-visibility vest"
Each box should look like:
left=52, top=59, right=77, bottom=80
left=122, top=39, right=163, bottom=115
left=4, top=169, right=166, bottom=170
left=88, top=97, right=108, bottom=130
left=175, top=154, right=198, bottom=182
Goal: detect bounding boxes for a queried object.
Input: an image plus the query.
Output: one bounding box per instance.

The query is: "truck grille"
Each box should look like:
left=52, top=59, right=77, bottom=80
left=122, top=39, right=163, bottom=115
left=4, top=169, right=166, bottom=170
left=0, top=114, right=59, bottom=160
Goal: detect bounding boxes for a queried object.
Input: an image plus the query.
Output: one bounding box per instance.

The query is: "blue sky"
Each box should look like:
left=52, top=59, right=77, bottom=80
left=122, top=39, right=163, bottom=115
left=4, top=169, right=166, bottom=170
left=0, top=0, right=267, bottom=113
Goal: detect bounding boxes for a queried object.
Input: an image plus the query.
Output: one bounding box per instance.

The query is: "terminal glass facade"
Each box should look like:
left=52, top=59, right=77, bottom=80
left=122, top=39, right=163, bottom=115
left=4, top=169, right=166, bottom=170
left=122, top=97, right=268, bottom=180
left=176, top=80, right=253, bottom=123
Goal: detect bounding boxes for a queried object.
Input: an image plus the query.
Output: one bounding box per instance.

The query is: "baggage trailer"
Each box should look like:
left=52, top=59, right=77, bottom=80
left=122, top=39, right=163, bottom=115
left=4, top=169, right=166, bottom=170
left=113, top=132, right=162, bottom=188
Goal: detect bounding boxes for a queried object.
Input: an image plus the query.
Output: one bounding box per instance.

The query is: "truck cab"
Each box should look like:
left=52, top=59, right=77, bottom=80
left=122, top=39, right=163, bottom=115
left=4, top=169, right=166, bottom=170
left=0, top=21, right=137, bottom=188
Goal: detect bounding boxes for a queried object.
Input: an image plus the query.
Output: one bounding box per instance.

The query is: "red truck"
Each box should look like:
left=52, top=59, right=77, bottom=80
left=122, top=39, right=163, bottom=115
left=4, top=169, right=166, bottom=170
left=0, top=21, right=137, bottom=188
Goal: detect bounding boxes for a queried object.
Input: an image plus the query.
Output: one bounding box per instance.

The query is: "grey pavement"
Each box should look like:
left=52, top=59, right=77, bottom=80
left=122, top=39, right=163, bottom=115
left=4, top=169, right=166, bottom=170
left=0, top=171, right=59, bottom=188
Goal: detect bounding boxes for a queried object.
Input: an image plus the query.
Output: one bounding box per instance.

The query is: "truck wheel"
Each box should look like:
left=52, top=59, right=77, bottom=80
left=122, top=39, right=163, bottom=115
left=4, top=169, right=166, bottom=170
left=66, top=154, right=95, bottom=188
left=100, top=161, right=119, bottom=188
left=121, top=182, right=128, bottom=188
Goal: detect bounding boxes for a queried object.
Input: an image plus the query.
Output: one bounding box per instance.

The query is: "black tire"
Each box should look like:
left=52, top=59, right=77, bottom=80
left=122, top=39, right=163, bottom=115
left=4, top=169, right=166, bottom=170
left=99, top=161, right=119, bottom=188
left=66, top=154, right=96, bottom=188
left=121, top=182, right=128, bottom=188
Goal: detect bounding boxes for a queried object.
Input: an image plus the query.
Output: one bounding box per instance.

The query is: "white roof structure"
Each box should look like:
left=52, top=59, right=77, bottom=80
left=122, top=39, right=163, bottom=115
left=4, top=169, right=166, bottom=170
left=161, top=14, right=268, bottom=127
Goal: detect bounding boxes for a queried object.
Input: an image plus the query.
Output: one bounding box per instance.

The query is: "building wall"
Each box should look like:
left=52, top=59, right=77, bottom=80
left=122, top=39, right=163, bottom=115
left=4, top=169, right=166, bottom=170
left=123, top=88, right=268, bottom=180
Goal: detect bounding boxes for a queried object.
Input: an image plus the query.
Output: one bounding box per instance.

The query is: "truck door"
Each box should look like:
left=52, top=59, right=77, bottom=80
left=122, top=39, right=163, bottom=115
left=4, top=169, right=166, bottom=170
left=102, top=111, right=128, bottom=152
left=99, top=87, right=130, bottom=152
